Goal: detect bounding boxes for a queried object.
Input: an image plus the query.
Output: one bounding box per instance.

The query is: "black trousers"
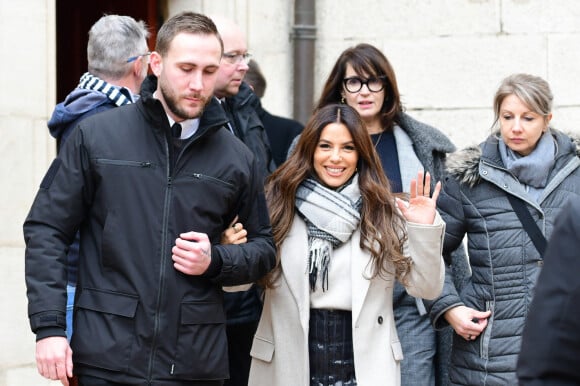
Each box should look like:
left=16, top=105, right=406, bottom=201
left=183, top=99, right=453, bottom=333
left=309, top=309, right=357, bottom=386
left=223, top=320, right=259, bottom=386
left=77, top=375, right=223, bottom=386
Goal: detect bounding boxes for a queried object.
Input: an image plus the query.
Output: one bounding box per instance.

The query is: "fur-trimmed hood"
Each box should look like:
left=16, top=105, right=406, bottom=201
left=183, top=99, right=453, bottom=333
left=445, top=129, right=580, bottom=188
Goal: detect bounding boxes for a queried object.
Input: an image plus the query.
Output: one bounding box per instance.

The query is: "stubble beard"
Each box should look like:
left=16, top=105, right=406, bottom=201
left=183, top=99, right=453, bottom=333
left=160, top=80, right=208, bottom=120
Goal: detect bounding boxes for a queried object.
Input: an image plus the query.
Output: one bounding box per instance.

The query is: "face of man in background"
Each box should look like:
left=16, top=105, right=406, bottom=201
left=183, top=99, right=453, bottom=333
left=213, top=19, right=249, bottom=99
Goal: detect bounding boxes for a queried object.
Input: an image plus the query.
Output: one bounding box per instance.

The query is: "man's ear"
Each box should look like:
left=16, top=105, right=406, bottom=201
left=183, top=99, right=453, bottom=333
left=149, top=51, right=162, bottom=76
left=131, top=58, right=145, bottom=77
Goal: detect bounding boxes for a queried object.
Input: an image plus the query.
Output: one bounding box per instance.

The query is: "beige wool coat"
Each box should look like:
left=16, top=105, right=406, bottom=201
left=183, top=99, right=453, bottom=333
left=248, top=214, right=445, bottom=386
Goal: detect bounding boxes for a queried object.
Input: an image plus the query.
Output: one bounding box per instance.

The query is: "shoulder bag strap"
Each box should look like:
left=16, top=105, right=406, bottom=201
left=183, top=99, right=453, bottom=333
left=507, top=194, right=547, bottom=257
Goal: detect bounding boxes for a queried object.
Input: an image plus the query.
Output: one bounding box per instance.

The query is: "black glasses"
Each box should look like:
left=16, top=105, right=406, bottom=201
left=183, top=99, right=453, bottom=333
left=127, top=52, right=151, bottom=63
left=222, top=52, right=252, bottom=65
left=343, top=76, right=387, bottom=93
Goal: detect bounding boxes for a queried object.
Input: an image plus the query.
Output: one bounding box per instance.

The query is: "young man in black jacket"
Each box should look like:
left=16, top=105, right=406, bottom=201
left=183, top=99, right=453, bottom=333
left=24, top=11, right=276, bottom=386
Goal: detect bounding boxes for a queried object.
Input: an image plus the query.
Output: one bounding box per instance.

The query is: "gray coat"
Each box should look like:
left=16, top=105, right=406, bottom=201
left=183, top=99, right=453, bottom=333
left=430, top=129, right=580, bottom=385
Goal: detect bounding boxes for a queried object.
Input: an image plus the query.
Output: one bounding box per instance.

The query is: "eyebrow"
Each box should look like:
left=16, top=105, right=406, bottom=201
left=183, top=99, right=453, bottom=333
left=319, top=138, right=355, bottom=146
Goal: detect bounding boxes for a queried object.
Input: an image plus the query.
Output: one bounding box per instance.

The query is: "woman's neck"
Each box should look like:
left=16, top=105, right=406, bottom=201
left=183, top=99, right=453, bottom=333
left=364, top=117, right=383, bottom=135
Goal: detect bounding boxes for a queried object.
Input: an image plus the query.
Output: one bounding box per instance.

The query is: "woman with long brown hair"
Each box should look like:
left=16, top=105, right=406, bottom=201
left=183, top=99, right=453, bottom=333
left=248, top=104, right=445, bottom=385
left=316, top=43, right=461, bottom=386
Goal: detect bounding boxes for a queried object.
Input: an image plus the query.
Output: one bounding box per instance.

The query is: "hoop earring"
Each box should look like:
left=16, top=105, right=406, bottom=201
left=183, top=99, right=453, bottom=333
left=341, top=96, right=345, bottom=104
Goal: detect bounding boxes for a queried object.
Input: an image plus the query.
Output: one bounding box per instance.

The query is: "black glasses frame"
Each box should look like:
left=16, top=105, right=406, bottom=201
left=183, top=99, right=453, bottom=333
left=342, top=76, right=387, bottom=93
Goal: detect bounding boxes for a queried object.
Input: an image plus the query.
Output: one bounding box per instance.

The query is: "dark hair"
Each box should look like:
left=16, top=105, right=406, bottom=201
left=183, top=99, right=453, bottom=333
left=155, top=12, right=223, bottom=57
left=245, top=59, right=266, bottom=98
left=261, top=103, right=409, bottom=288
left=316, top=43, right=402, bottom=130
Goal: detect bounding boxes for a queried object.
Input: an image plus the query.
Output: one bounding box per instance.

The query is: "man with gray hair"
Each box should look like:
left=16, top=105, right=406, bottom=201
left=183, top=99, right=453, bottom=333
left=50, top=14, right=150, bottom=148
left=46, top=14, right=150, bottom=344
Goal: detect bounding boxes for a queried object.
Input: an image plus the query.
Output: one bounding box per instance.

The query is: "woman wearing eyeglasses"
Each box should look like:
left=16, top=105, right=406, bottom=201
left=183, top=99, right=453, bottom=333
left=315, top=43, right=463, bottom=386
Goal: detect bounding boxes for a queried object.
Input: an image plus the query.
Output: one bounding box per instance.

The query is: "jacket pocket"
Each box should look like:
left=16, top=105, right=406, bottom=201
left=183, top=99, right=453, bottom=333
left=170, top=301, right=228, bottom=379
left=72, top=288, right=139, bottom=371
left=250, top=335, right=275, bottom=362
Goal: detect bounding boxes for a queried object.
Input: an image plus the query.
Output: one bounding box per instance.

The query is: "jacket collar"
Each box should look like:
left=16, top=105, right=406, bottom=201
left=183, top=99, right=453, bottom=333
left=138, top=75, right=229, bottom=138
left=396, top=111, right=457, bottom=155
left=446, top=129, right=580, bottom=188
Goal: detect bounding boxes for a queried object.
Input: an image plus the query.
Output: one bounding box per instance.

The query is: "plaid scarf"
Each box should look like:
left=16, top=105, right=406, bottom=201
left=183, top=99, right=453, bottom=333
left=295, top=176, right=362, bottom=291
left=77, top=72, right=133, bottom=107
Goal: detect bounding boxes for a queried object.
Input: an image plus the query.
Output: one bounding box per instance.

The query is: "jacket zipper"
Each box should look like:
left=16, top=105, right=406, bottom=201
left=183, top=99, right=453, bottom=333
left=94, top=159, right=152, bottom=168
left=147, top=136, right=172, bottom=381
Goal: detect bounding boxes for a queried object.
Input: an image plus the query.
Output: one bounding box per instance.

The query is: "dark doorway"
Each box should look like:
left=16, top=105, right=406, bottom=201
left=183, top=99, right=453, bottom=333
left=55, top=0, right=161, bottom=102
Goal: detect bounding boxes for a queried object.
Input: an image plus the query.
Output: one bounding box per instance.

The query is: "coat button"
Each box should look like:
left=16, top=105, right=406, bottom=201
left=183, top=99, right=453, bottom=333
left=378, top=316, right=384, bottom=324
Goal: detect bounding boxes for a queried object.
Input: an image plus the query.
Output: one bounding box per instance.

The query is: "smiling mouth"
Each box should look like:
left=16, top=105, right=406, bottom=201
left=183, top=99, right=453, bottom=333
left=326, top=167, right=345, bottom=175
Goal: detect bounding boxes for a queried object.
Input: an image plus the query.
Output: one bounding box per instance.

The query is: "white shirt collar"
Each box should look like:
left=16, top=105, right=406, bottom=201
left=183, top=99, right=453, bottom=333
left=153, top=91, right=200, bottom=139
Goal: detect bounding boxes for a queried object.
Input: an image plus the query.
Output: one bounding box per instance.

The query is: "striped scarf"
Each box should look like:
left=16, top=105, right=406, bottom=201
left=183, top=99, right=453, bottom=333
left=295, top=176, right=362, bottom=291
left=77, top=72, right=133, bottom=107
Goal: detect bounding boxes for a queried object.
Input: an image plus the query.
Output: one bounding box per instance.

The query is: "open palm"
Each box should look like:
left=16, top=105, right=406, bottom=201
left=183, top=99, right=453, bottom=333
left=397, top=171, right=441, bottom=225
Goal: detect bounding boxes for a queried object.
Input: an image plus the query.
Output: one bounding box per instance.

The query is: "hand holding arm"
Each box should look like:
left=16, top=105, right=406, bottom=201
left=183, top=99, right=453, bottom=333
left=36, top=336, right=73, bottom=386
left=220, top=215, right=247, bottom=245
left=172, top=231, right=212, bottom=275
left=396, top=171, right=441, bottom=225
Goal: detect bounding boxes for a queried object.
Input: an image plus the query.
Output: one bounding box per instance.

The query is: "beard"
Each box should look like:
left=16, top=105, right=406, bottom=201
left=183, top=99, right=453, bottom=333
left=159, top=77, right=209, bottom=120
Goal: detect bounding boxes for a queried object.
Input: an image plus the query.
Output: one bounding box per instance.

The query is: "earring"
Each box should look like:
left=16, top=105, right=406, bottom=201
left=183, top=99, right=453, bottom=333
left=341, top=96, right=345, bottom=104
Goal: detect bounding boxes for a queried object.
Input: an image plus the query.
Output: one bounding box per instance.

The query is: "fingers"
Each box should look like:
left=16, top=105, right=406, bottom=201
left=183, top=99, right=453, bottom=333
left=409, top=178, right=418, bottom=198
left=179, top=231, right=209, bottom=243
left=431, top=181, right=442, bottom=202
left=172, top=235, right=212, bottom=275
left=409, top=171, right=436, bottom=198
left=395, top=197, right=409, bottom=216
left=56, top=361, right=69, bottom=385
left=36, top=337, right=71, bottom=382
left=228, top=215, right=239, bottom=228
left=66, top=344, right=74, bottom=379
left=423, top=171, right=431, bottom=196
left=221, top=223, right=247, bottom=245
left=445, top=305, right=489, bottom=342
left=465, top=333, right=476, bottom=341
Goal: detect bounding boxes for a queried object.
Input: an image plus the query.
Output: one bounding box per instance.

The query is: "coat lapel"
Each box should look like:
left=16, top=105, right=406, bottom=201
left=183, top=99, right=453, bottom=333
left=350, top=231, right=372, bottom=324
left=281, top=217, right=311, bottom=332
left=281, top=219, right=373, bottom=329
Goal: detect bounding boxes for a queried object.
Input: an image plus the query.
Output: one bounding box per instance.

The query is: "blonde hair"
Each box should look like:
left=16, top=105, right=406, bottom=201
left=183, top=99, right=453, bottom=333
left=492, top=73, right=553, bottom=129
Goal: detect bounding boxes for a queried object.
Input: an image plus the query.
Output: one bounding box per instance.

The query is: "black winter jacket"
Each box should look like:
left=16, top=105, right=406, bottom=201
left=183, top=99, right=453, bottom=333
left=222, top=82, right=276, bottom=326
left=24, top=76, right=276, bottom=384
